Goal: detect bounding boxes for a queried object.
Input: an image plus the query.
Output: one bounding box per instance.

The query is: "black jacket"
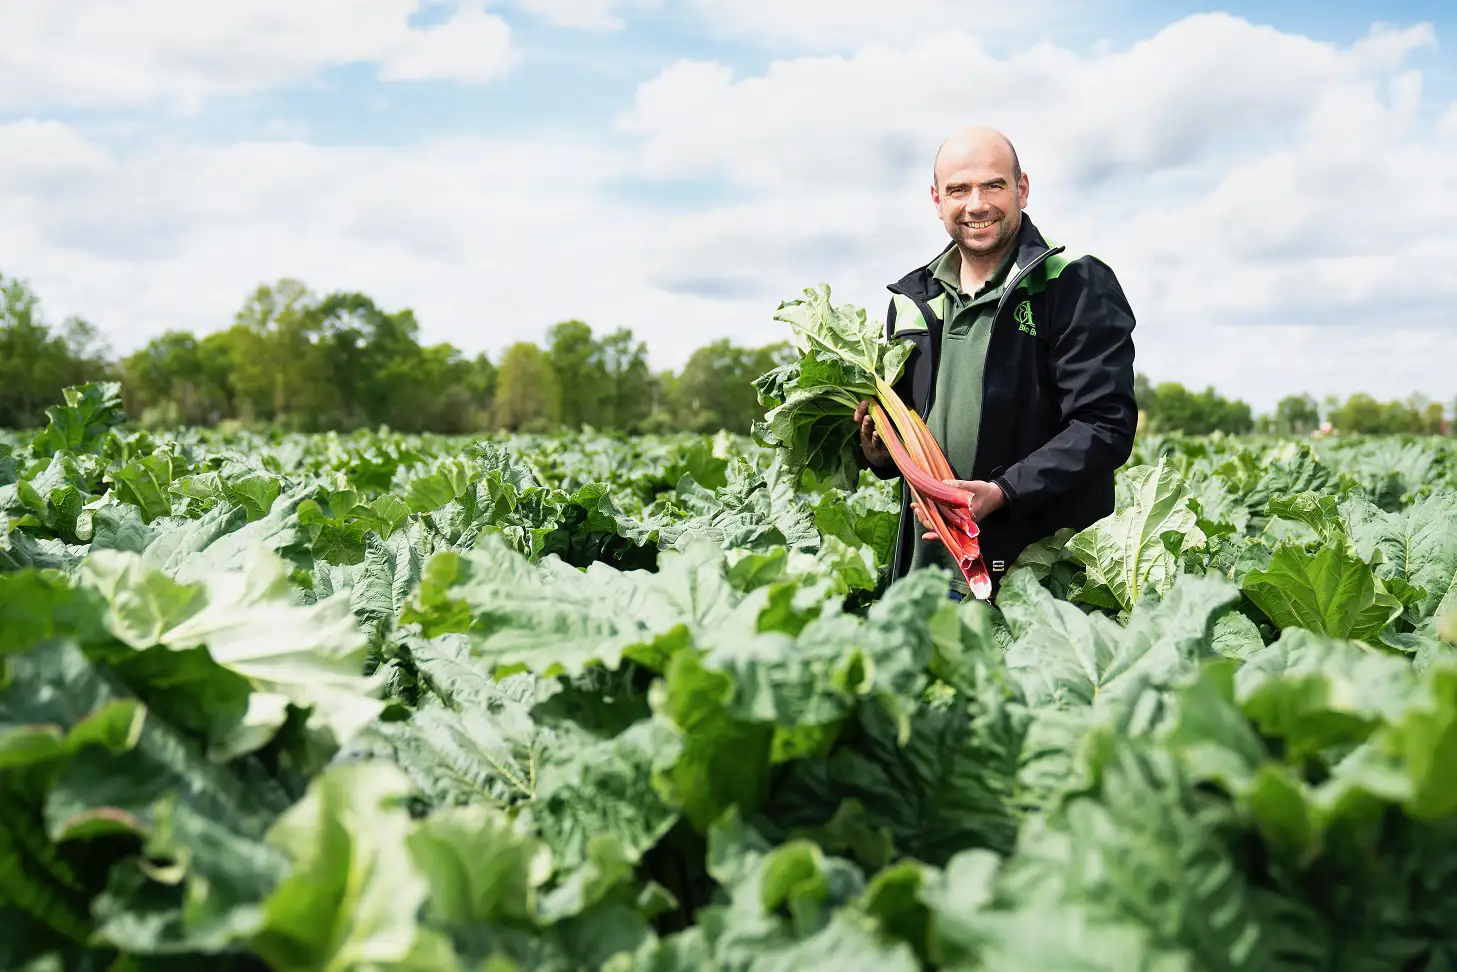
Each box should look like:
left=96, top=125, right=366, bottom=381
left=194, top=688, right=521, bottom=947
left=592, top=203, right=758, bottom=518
left=867, top=213, right=1138, bottom=597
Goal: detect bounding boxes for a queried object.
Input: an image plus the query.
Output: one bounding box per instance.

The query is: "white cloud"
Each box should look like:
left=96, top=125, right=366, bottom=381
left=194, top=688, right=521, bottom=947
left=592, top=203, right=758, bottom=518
left=0, top=0, right=517, bottom=110
left=677, top=0, right=1057, bottom=51
left=619, top=14, right=1437, bottom=190
left=514, top=0, right=626, bottom=29
left=0, top=124, right=765, bottom=376
left=611, top=13, right=1457, bottom=408
left=0, top=121, right=112, bottom=183
left=1439, top=102, right=1457, bottom=139
left=2, top=11, right=1455, bottom=415
left=378, top=3, right=517, bottom=83
left=505, top=0, right=1051, bottom=44
left=511, top=0, right=662, bottom=30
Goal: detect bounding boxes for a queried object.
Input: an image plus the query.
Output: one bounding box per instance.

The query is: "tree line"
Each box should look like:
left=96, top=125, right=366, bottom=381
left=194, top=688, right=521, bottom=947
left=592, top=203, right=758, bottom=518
left=0, top=272, right=793, bottom=436
left=1134, top=375, right=1450, bottom=437
left=1, top=270, right=1451, bottom=437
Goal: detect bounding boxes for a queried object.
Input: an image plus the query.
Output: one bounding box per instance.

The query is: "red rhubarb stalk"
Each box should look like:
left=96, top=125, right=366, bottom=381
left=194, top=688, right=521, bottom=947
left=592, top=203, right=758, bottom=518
left=873, top=379, right=941, bottom=470
left=867, top=384, right=992, bottom=599
left=868, top=402, right=973, bottom=507
left=915, top=483, right=992, bottom=599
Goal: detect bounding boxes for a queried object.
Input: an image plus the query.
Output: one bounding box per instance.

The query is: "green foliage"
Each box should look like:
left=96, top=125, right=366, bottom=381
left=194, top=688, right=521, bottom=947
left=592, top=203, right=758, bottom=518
left=4, top=274, right=806, bottom=440
left=494, top=341, right=559, bottom=433
left=7, top=273, right=1450, bottom=450
left=1272, top=393, right=1321, bottom=435
left=1329, top=392, right=1447, bottom=435
left=5, top=381, right=1457, bottom=970
left=1138, top=376, right=1255, bottom=435
left=0, top=273, right=113, bottom=430
left=751, top=284, right=913, bottom=489
left=673, top=339, right=795, bottom=435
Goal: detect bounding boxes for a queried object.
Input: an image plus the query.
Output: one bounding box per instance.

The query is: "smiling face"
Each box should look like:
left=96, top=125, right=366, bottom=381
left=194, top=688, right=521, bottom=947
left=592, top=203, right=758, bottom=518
left=931, top=128, right=1030, bottom=258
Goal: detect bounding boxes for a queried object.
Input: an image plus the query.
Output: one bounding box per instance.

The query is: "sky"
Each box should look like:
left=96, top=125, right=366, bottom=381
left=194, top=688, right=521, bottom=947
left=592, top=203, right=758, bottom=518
left=1, top=0, right=1455, bottom=414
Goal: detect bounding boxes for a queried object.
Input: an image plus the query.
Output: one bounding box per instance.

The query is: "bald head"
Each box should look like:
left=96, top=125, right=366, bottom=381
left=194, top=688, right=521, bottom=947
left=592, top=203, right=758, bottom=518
left=932, top=125, right=1020, bottom=189
left=929, top=124, right=1028, bottom=263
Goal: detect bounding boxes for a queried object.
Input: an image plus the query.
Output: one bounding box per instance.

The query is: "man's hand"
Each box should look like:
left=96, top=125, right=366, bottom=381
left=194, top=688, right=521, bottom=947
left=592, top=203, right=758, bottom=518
left=910, top=480, right=1007, bottom=539
left=854, top=400, right=892, bottom=469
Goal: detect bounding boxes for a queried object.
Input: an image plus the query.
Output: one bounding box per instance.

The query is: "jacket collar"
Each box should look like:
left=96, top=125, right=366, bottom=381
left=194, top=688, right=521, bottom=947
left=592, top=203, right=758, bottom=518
left=889, top=212, right=1049, bottom=302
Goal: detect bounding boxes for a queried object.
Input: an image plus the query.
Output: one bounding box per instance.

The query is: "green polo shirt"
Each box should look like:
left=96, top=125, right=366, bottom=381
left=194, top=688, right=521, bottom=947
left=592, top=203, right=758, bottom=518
left=907, top=245, right=1015, bottom=594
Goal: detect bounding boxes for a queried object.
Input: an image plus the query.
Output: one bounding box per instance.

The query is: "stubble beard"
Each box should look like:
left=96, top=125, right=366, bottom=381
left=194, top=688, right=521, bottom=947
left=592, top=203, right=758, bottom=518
left=956, top=210, right=1019, bottom=257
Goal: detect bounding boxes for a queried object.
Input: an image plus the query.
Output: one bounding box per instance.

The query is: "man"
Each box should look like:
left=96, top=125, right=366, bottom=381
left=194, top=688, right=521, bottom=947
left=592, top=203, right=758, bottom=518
left=853, top=125, right=1137, bottom=600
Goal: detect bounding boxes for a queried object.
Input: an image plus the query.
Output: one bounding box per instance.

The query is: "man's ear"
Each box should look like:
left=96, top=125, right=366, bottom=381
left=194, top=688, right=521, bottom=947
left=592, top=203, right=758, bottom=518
left=1017, top=172, right=1030, bottom=209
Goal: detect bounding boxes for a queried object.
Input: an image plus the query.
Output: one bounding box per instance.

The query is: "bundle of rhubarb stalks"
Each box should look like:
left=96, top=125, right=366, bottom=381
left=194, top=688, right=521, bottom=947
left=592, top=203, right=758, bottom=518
left=752, top=284, right=993, bottom=599
left=864, top=386, right=992, bottom=599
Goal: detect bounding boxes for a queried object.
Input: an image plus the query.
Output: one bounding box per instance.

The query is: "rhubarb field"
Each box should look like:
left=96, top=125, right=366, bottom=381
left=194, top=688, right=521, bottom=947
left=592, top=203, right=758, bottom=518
left=4, top=380, right=1457, bottom=972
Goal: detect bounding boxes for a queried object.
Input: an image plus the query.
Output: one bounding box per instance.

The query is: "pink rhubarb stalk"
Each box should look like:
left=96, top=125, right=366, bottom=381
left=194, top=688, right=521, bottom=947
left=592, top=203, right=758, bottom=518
left=867, top=399, right=993, bottom=599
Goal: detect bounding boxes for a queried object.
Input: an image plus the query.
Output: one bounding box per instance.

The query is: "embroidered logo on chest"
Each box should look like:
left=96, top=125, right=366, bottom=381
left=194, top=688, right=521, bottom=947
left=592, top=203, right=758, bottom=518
left=1013, top=300, right=1036, bottom=336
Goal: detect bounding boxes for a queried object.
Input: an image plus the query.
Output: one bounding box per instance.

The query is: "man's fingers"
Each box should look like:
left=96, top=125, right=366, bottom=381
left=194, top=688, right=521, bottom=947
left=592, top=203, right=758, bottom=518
left=923, top=531, right=936, bottom=540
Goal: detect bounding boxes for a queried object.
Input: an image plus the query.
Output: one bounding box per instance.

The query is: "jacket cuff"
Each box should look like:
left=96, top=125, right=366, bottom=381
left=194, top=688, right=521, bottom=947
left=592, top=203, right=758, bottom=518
left=991, top=475, right=1017, bottom=509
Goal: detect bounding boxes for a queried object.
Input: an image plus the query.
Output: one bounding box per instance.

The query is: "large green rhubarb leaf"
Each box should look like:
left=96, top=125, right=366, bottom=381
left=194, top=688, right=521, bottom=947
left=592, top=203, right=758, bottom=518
left=81, top=544, right=382, bottom=757
left=997, top=569, right=1238, bottom=710
left=750, top=285, right=913, bottom=489
left=107, top=454, right=179, bottom=524
left=406, top=535, right=743, bottom=676
left=338, top=637, right=542, bottom=810
left=772, top=284, right=911, bottom=382
left=29, top=382, right=126, bottom=457
left=250, top=761, right=460, bottom=972
left=344, top=635, right=678, bottom=873
left=407, top=803, right=550, bottom=927
left=986, top=731, right=1269, bottom=972
left=530, top=718, right=682, bottom=872
left=667, top=811, right=922, bottom=972
left=1066, top=458, right=1206, bottom=612
left=1235, top=629, right=1413, bottom=762
left=1240, top=541, right=1403, bottom=645
left=649, top=650, right=773, bottom=833
left=813, top=487, right=899, bottom=570
left=1340, top=490, right=1457, bottom=622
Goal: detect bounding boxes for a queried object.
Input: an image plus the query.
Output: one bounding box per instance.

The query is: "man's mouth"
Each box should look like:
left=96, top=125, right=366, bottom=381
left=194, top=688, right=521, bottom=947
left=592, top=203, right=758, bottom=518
left=963, top=218, right=997, bottom=229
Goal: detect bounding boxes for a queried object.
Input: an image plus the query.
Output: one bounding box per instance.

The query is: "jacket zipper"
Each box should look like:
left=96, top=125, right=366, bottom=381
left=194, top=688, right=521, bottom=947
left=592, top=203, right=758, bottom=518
left=992, top=244, right=1064, bottom=324
left=887, top=242, right=1065, bottom=583
left=967, top=243, right=1065, bottom=503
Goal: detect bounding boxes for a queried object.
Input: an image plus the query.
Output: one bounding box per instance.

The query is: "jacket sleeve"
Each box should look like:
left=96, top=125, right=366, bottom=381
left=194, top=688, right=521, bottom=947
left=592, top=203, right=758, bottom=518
left=860, top=297, right=905, bottom=481
left=991, top=256, right=1137, bottom=510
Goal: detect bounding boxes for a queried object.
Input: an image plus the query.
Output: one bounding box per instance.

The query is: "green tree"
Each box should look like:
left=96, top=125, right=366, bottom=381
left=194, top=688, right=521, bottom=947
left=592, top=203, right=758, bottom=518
left=1420, top=401, right=1445, bottom=435
left=494, top=342, right=556, bottom=432
left=545, top=320, right=609, bottom=429
left=225, top=279, right=337, bottom=427
left=1327, top=393, right=1428, bottom=434
left=0, top=273, right=110, bottom=427
left=1144, top=381, right=1253, bottom=435
left=464, top=351, right=498, bottom=428
left=671, top=339, right=794, bottom=433
left=401, top=343, right=477, bottom=434
left=310, top=292, right=427, bottom=429
left=121, top=330, right=232, bottom=426
left=599, top=328, right=654, bottom=431
left=1273, top=394, right=1321, bottom=435
left=1134, top=372, right=1155, bottom=412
